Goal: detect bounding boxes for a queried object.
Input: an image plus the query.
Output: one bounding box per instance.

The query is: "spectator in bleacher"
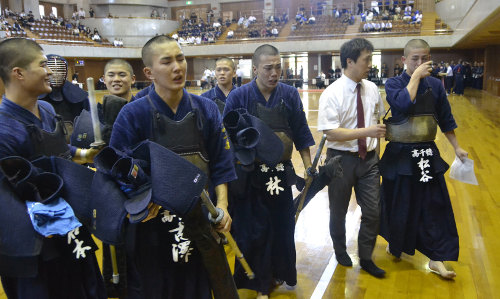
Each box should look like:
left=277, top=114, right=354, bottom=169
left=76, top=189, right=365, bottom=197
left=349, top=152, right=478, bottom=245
left=238, top=16, right=245, bottom=26
left=395, top=5, right=401, bottom=14
left=386, top=21, right=392, bottom=31
left=307, top=15, right=316, bottom=24
left=13, top=21, right=21, bottom=31
left=248, top=15, right=256, bottom=24
left=361, top=12, right=366, bottom=22
left=89, top=7, right=94, bottom=18
left=283, top=12, right=289, bottom=23
left=227, top=30, right=234, bottom=38
left=78, top=8, right=85, bottom=19
left=381, top=10, right=390, bottom=20
left=271, top=27, right=279, bottom=37
left=358, top=0, right=364, bottom=15
left=66, top=21, right=73, bottom=29
left=190, top=11, right=197, bottom=22
left=296, top=11, right=303, bottom=21
left=414, top=11, right=422, bottom=24
left=225, top=18, right=231, bottom=27
left=405, top=5, right=412, bottom=13
left=213, top=21, right=221, bottom=29
left=92, top=32, right=102, bottom=43
left=373, top=21, right=381, bottom=31
left=172, top=32, right=178, bottom=40
left=73, top=27, right=80, bottom=36
left=403, top=11, right=412, bottom=23
left=334, top=8, right=340, bottom=19
left=366, top=11, right=374, bottom=22
left=27, top=11, right=34, bottom=22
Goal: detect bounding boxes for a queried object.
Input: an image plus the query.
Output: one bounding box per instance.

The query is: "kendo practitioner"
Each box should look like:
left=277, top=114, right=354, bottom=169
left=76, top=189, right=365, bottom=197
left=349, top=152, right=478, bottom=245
left=38, top=54, right=88, bottom=139
left=94, top=58, right=137, bottom=298
left=223, top=44, right=315, bottom=299
left=201, top=57, right=237, bottom=114
left=452, top=60, right=464, bottom=95
left=0, top=38, right=106, bottom=298
left=109, top=35, right=238, bottom=299
left=71, top=59, right=136, bottom=149
left=381, top=39, right=468, bottom=279
left=317, top=38, right=386, bottom=278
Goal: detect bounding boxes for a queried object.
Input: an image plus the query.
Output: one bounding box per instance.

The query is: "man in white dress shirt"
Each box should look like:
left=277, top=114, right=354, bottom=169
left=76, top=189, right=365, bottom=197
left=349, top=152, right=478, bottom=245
left=317, top=38, right=386, bottom=278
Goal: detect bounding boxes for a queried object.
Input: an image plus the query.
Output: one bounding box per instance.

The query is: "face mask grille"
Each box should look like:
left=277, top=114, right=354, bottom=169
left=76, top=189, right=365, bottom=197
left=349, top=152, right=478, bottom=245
left=47, top=55, right=68, bottom=87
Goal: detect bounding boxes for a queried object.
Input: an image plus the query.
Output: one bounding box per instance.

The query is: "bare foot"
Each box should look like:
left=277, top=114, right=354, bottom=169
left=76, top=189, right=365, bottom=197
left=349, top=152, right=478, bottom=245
left=428, top=260, right=456, bottom=279
left=256, top=292, right=269, bottom=299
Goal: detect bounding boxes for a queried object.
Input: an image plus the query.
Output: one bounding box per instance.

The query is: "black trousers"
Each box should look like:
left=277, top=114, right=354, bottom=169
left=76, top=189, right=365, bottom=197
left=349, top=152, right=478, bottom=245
left=327, top=149, right=380, bottom=260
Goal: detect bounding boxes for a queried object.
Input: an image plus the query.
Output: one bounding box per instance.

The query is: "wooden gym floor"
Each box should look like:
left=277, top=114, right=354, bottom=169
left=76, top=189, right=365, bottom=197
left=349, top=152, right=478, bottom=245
left=0, top=87, right=498, bottom=299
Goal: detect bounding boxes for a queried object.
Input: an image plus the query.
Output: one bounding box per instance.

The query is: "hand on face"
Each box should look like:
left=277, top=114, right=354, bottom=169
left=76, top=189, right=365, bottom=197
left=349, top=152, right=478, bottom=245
left=412, top=60, right=433, bottom=79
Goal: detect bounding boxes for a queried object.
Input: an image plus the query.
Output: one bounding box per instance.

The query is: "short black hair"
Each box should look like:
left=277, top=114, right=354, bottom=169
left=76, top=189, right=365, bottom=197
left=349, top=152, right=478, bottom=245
left=403, top=39, right=430, bottom=57
left=104, top=59, right=134, bottom=76
left=216, top=57, right=235, bottom=70
left=340, top=38, right=374, bottom=69
left=141, top=35, right=177, bottom=67
left=0, top=38, right=43, bottom=84
left=252, top=44, right=280, bottom=67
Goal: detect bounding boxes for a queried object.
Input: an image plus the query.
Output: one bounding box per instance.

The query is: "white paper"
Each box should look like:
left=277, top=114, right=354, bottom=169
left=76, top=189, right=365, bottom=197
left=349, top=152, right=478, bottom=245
left=449, top=156, right=478, bottom=185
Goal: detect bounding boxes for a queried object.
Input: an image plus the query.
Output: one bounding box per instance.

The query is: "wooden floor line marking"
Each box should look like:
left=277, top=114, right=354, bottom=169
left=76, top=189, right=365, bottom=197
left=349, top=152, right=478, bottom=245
left=310, top=206, right=362, bottom=299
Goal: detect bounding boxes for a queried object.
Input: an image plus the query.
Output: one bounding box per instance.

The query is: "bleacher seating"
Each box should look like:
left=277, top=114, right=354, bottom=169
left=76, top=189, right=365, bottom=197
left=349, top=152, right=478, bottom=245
left=289, top=15, right=347, bottom=39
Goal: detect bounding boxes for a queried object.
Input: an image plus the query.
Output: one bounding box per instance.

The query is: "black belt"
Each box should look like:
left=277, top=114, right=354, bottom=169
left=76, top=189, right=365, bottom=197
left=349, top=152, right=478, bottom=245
left=327, top=148, right=376, bottom=158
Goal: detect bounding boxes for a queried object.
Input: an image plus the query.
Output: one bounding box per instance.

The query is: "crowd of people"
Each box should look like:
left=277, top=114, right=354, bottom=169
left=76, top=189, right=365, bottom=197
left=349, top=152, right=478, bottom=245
left=174, top=14, right=224, bottom=45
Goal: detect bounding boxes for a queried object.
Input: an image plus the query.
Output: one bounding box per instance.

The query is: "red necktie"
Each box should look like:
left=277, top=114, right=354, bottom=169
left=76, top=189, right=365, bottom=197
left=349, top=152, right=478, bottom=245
left=356, top=83, right=367, bottom=159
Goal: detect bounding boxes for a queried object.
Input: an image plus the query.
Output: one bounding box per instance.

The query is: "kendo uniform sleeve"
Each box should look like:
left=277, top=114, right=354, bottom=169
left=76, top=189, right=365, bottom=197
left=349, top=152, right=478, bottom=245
left=109, top=100, right=152, bottom=152
left=385, top=76, right=414, bottom=114
left=287, top=87, right=315, bottom=151
left=199, top=97, right=237, bottom=186
left=432, top=79, right=457, bottom=133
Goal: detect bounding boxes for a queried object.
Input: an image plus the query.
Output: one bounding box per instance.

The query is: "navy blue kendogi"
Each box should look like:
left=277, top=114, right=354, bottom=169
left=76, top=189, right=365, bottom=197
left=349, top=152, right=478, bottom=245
left=381, top=72, right=459, bottom=262
left=452, top=63, right=464, bottom=95
left=201, top=84, right=236, bottom=114
left=223, top=79, right=314, bottom=294
left=110, top=88, right=236, bottom=299
left=0, top=97, right=106, bottom=299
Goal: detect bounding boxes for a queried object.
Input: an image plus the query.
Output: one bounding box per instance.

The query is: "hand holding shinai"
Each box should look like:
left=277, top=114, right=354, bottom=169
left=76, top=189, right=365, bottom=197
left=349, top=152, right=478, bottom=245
left=295, top=134, right=327, bottom=223
left=87, top=77, right=119, bottom=284
left=201, top=190, right=255, bottom=279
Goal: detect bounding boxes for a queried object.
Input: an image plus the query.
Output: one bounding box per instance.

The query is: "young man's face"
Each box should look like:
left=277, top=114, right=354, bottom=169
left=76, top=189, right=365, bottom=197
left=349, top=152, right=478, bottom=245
left=104, top=64, right=136, bottom=99
left=253, top=54, right=281, bottom=91
left=23, top=51, right=53, bottom=96
left=215, top=60, right=235, bottom=87
left=402, top=47, right=431, bottom=76
left=347, top=49, right=372, bottom=80
left=144, top=41, right=186, bottom=93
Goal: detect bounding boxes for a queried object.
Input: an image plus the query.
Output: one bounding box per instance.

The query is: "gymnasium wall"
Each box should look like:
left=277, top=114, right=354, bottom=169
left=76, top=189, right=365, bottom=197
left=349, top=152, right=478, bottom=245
left=484, top=45, right=500, bottom=96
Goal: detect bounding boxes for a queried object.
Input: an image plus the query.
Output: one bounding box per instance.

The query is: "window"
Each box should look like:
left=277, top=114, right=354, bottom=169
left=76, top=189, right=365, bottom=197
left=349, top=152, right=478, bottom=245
left=52, top=7, right=58, bottom=17
left=39, top=5, right=44, bottom=17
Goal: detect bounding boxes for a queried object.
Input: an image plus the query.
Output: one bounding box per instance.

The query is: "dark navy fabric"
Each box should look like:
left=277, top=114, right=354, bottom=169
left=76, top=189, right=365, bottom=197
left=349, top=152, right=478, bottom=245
left=134, top=83, right=153, bottom=99
left=224, top=79, right=314, bottom=151
left=109, top=88, right=236, bottom=299
left=0, top=97, right=106, bottom=298
left=0, top=97, right=77, bottom=158
left=223, top=79, right=314, bottom=294
left=384, top=72, right=457, bottom=132
left=380, top=74, right=460, bottom=261
left=110, top=88, right=236, bottom=186
left=200, top=84, right=236, bottom=103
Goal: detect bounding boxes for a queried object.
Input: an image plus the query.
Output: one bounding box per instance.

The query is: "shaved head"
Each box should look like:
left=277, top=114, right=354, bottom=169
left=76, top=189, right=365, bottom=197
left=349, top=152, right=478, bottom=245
left=404, top=39, right=430, bottom=57
left=0, top=38, right=43, bottom=84
left=141, top=35, right=177, bottom=67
